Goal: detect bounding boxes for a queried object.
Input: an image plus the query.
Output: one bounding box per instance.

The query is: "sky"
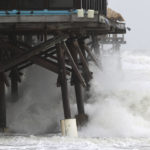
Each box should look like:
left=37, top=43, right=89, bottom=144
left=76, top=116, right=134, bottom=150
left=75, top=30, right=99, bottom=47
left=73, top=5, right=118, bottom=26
left=108, top=0, right=150, bottom=50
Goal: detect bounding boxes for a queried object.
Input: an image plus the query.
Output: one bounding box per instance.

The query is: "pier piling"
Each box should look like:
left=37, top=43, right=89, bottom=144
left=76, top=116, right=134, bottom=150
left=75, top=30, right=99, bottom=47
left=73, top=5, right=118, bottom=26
left=0, top=73, right=6, bottom=131
left=56, top=43, right=71, bottom=119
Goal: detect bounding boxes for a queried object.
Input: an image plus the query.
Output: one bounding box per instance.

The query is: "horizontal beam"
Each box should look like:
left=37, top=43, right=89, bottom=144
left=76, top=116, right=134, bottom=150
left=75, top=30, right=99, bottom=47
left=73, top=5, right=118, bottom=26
left=18, top=62, right=33, bottom=71
left=0, top=14, right=126, bottom=32
left=0, top=34, right=68, bottom=72
left=0, top=14, right=100, bottom=23
left=31, top=57, right=69, bottom=74
left=0, top=14, right=126, bottom=34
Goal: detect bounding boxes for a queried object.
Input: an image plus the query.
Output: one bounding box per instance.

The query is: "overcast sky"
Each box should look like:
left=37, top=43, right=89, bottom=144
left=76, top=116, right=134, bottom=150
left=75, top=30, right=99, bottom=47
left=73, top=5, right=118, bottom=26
left=108, top=0, right=150, bottom=50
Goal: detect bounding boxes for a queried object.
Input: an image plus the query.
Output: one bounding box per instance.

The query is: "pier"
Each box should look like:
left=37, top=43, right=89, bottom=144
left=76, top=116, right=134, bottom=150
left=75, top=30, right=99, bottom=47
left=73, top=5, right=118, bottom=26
left=0, top=0, right=126, bottom=134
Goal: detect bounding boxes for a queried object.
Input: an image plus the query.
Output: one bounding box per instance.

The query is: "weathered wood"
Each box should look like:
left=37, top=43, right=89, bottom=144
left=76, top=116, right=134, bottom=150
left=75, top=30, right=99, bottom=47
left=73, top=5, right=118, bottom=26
left=0, top=35, right=68, bottom=72
left=17, top=40, right=56, bottom=56
left=62, top=42, right=86, bottom=87
left=0, top=23, right=126, bottom=36
left=13, top=42, right=72, bottom=74
left=73, top=39, right=92, bottom=81
left=44, top=54, right=57, bottom=61
left=69, top=42, right=85, bottom=115
left=0, top=14, right=100, bottom=23
left=0, top=14, right=126, bottom=33
left=47, top=50, right=57, bottom=56
left=18, top=62, right=33, bottom=71
left=40, top=47, right=56, bottom=56
left=0, top=41, right=70, bottom=74
left=56, top=43, right=71, bottom=119
left=0, top=73, right=6, bottom=131
left=31, top=57, right=70, bottom=75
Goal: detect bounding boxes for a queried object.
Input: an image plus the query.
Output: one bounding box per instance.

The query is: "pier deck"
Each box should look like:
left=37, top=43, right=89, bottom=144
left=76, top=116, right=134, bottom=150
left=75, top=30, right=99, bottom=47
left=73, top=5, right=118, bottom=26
left=0, top=13, right=126, bottom=34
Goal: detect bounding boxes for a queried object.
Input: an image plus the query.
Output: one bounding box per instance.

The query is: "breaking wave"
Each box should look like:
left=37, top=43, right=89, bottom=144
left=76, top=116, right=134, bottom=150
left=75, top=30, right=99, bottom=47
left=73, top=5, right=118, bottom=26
left=81, top=49, right=150, bottom=137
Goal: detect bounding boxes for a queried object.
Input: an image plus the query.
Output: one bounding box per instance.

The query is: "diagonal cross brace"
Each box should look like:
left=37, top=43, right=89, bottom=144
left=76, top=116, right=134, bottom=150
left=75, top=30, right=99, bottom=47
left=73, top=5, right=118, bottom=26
left=0, top=35, right=68, bottom=73
left=62, top=42, right=86, bottom=87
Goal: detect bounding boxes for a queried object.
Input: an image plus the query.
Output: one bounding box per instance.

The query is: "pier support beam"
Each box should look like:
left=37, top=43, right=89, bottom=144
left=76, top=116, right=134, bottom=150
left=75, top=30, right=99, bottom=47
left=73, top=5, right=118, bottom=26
left=56, top=43, right=71, bottom=119
left=0, top=73, right=6, bottom=132
left=68, top=40, right=88, bottom=126
left=70, top=43, right=85, bottom=114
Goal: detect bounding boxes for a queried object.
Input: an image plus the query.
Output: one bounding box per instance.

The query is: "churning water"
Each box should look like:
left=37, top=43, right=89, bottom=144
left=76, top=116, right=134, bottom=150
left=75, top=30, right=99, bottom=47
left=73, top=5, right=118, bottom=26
left=81, top=49, right=150, bottom=138
left=2, top=49, right=150, bottom=150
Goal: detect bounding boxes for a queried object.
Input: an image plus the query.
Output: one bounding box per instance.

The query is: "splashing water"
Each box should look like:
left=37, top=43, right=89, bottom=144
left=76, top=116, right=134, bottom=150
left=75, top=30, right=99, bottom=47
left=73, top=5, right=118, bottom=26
left=7, top=67, right=64, bottom=134
left=81, top=49, right=150, bottom=137
left=6, top=49, right=150, bottom=138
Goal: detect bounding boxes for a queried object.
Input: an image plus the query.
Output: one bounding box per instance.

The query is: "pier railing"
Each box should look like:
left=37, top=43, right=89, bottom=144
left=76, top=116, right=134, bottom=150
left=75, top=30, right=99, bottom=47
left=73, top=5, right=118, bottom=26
left=0, top=0, right=107, bottom=16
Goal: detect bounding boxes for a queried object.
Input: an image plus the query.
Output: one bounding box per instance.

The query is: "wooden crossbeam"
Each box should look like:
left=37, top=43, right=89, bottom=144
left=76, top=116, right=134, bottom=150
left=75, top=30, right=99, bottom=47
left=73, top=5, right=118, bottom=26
left=0, top=35, right=68, bottom=73
left=73, top=40, right=92, bottom=81
left=17, top=40, right=57, bottom=56
left=18, top=62, right=33, bottom=71
left=0, top=40, right=70, bottom=74
left=62, top=42, right=86, bottom=87
left=31, top=57, right=62, bottom=74
left=67, top=40, right=86, bottom=115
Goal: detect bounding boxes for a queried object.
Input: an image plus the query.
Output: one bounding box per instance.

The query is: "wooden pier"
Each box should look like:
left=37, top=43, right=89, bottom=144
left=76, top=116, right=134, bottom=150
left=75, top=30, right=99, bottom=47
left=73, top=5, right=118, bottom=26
left=0, top=1, right=126, bottom=132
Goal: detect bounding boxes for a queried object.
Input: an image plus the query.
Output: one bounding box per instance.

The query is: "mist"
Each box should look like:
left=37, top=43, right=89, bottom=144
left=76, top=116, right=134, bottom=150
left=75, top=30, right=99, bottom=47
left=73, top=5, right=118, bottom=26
left=108, top=0, right=150, bottom=50
left=6, top=44, right=150, bottom=138
left=80, top=49, right=150, bottom=137
left=7, top=66, right=64, bottom=134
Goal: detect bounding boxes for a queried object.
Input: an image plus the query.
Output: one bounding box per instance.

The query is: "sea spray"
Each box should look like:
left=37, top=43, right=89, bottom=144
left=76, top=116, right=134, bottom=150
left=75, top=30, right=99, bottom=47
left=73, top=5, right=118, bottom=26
left=6, top=49, right=150, bottom=137
left=7, top=66, right=64, bottom=134
left=81, top=49, right=150, bottom=137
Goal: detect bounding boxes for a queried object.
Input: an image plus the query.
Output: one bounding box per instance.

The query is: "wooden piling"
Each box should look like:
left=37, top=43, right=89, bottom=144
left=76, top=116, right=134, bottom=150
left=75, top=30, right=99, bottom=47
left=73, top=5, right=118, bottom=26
left=0, top=73, right=6, bottom=131
left=68, top=41, right=85, bottom=115
left=56, top=43, right=71, bottom=119
left=67, top=39, right=88, bottom=125
left=92, top=35, right=100, bottom=55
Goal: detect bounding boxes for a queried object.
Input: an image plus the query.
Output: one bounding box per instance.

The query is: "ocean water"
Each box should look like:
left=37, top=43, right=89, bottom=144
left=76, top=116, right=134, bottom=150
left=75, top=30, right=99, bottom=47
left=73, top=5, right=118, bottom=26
left=0, top=135, right=150, bottom=150
left=2, top=49, right=150, bottom=150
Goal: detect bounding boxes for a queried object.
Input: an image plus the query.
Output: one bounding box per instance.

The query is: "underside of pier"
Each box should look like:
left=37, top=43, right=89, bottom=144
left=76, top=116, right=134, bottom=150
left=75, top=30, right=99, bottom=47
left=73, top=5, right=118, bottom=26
left=0, top=12, right=126, bottom=132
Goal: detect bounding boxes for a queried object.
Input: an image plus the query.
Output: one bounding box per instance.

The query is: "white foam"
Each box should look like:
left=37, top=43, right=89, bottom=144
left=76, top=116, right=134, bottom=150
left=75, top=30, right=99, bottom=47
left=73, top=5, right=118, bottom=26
left=81, top=49, right=150, bottom=138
